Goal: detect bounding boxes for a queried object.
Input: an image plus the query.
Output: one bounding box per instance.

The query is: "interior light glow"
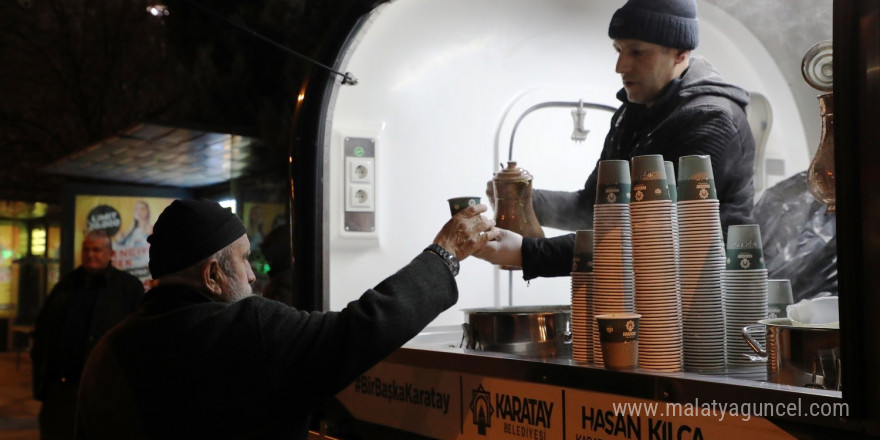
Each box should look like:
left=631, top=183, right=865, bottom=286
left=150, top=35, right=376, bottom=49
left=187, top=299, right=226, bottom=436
left=146, top=4, right=170, bottom=17
left=31, top=227, right=47, bottom=257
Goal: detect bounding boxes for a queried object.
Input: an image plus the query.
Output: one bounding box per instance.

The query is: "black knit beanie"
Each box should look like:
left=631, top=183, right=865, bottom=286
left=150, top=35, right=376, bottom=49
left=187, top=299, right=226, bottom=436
left=148, top=199, right=246, bottom=278
left=608, top=0, right=699, bottom=50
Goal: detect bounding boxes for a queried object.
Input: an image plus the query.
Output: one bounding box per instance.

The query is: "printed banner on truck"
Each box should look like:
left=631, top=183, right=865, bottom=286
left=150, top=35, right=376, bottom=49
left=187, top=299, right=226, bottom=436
left=336, top=361, right=799, bottom=440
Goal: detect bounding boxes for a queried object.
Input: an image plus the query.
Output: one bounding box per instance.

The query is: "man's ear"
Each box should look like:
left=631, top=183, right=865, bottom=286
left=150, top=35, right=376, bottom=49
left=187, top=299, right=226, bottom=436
left=202, top=260, right=223, bottom=295
left=675, top=49, right=691, bottom=65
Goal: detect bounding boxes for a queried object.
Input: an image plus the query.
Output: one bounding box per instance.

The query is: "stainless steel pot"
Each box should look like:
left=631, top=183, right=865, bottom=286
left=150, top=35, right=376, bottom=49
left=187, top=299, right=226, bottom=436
left=742, top=318, right=841, bottom=390
left=461, top=305, right=571, bottom=358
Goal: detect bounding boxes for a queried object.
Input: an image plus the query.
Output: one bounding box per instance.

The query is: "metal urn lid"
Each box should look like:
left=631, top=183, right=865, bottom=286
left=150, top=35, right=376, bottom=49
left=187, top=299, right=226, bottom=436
left=493, top=161, right=533, bottom=183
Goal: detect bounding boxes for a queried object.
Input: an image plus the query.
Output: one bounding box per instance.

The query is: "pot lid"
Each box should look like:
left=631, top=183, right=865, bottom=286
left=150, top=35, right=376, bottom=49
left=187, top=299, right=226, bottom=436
left=493, top=161, right=533, bottom=182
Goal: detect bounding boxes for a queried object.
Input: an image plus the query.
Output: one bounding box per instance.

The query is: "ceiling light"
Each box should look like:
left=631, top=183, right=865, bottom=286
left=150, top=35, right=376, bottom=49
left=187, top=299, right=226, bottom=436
left=146, top=4, right=170, bottom=17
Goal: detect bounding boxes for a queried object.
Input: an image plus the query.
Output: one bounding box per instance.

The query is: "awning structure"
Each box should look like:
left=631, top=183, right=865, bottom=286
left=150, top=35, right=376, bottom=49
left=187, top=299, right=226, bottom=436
left=42, top=123, right=260, bottom=188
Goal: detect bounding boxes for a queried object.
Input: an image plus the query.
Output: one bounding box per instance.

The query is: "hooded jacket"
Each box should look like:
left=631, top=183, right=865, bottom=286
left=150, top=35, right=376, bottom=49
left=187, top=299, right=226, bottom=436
left=523, top=56, right=755, bottom=280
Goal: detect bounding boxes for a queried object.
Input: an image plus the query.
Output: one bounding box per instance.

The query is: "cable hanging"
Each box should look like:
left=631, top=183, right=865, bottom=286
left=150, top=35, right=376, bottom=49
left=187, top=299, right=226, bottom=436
left=172, top=0, right=358, bottom=85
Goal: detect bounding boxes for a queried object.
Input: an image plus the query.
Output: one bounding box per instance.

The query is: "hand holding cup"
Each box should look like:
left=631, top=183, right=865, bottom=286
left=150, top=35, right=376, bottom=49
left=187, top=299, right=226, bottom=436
left=433, top=204, right=500, bottom=261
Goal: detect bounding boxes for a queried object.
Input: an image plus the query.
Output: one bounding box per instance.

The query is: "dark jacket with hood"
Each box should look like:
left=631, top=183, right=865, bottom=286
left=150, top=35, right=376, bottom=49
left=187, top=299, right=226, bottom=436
left=523, top=56, right=755, bottom=280
left=75, top=251, right=457, bottom=440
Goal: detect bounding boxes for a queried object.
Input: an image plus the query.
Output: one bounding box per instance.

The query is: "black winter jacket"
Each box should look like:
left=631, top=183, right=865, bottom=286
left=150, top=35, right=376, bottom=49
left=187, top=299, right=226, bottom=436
left=75, top=251, right=457, bottom=440
left=31, top=265, right=143, bottom=400
left=523, top=56, right=755, bottom=280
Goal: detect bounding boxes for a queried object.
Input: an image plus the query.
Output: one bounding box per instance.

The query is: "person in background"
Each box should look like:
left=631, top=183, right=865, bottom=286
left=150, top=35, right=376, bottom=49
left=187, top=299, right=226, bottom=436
left=259, top=224, right=295, bottom=306
left=31, top=229, right=143, bottom=440
left=479, top=0, right=755, bottom=279
left=75, top=199, right=499, bottom=439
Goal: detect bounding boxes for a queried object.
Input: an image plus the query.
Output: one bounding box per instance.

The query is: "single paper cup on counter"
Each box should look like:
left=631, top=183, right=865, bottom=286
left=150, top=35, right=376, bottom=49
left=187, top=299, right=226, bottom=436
left=596, top=313, right=641, bottom=370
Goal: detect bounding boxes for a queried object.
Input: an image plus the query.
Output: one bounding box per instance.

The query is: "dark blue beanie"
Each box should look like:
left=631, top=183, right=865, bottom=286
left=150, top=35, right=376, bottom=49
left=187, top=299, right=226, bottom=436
left=608, top=0, right=699, bottom=50
left=148, top=199, right=246, bottom=278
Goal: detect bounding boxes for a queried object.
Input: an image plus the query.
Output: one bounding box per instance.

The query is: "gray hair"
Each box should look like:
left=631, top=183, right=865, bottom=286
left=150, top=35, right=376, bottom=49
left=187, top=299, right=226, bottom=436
left=84, top=229, right=113, bottom=252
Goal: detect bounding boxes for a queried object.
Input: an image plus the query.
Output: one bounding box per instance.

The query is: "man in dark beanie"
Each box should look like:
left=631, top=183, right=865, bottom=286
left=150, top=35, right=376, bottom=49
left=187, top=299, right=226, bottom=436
left=478, top=0, right=756, bottom=279
left=75, top=199, right=500, bottom=439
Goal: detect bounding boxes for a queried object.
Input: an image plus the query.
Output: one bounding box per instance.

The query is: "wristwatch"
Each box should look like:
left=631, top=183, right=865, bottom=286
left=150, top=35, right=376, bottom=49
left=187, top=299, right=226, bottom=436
left=425, top=244, right=460, bottom=277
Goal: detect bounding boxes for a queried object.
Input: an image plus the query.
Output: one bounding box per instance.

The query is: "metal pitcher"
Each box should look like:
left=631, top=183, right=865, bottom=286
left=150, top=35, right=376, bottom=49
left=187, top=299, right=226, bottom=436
left=492, top=160, right=544, bottom=237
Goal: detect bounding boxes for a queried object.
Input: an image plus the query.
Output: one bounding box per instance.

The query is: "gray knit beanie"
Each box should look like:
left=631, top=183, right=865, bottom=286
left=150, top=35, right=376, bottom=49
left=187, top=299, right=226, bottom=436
left=608, top=0, right=699, bottom=50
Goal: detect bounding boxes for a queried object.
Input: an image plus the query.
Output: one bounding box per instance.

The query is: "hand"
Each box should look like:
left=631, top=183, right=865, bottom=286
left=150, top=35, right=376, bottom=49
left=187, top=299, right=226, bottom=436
left=433, top=204, right=500, bottom=260
left=484, top=180, right=496, bottom=209
left=473, top=228, right=523, bottom=268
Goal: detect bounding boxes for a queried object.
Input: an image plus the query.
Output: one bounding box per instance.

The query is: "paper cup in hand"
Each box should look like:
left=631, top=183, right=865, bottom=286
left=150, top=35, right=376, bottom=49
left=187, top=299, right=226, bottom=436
left=596, top=313, right=640, bottom=369
left=448, top=197, right=480, bottom=216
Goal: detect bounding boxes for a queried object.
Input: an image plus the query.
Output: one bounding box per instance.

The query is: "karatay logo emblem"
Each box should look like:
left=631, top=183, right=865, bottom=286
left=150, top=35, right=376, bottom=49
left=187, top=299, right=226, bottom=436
left=634, top=190, right=644, bottom=201
left=626, top=320, right=635, bottom=332
left=740, top=257, right=751, bottom=269
left=699, top=188, right=709, bottom=199
left=607, top=192, right=616, bottom=203
left=470, top=385, right=494, bottom=436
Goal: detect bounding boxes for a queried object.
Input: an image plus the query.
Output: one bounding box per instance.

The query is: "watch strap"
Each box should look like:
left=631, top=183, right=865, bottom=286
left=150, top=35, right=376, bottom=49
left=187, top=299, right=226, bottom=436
left=425, top=244, right=460, bottom=277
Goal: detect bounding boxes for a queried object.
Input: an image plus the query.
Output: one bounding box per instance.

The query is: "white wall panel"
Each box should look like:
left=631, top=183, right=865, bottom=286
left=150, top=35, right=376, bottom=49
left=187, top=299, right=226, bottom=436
left=325, top=0, right=809, bottom=330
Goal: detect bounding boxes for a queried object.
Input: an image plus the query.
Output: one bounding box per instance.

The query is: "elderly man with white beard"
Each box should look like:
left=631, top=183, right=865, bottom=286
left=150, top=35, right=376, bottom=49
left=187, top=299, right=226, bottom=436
left=75, top=198, right=499, bottom=439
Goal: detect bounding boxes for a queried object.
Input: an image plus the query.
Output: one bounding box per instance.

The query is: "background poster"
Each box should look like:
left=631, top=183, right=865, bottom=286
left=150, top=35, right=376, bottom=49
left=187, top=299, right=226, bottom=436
left=73, top=195, right=176, bottom=283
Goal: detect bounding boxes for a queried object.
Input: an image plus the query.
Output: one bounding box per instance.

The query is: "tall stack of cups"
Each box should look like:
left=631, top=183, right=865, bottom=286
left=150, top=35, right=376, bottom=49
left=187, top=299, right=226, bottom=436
left=724, top=224, right=768, bottom=367
left=591, top=160, right=635, bottom=365
left=629, top=154, right=683, bottom=372
left=676, top=155, right=727, bottom=371
left=571, top=230, right=595, bottom=363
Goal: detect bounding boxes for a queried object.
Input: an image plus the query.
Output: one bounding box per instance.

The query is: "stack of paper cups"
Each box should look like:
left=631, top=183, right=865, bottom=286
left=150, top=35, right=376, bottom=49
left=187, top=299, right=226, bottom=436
left=571, top=229, right=595, bottom=364
left=676, top=155, right=727, bottom=371
left=592, top=160, right=636, bottom=365
left=629, top=154, right=682, bottom=372
left=724, top=224, right=769, bottom=367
